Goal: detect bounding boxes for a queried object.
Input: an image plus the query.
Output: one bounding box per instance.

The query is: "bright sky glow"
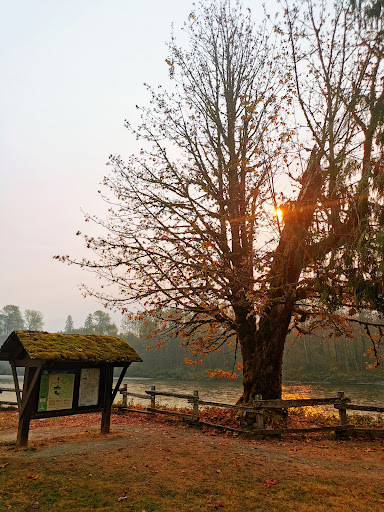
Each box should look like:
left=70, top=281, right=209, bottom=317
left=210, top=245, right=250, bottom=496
left=0, top=0, right=279, bottom=332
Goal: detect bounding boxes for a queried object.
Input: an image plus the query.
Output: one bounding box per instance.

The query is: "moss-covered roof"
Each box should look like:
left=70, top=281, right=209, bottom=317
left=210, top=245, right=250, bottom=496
left=0, top=331, right=142, bottom=363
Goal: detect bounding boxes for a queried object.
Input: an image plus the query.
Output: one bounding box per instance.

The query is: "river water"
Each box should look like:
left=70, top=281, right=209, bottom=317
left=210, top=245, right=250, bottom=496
left=119, top=378, right=384, bottom=408
left=1, top=374, right=383, bottom=414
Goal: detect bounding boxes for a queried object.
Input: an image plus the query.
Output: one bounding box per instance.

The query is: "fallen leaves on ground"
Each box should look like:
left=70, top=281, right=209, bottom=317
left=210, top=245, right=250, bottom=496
left=262, top=479, right=280, bottom=487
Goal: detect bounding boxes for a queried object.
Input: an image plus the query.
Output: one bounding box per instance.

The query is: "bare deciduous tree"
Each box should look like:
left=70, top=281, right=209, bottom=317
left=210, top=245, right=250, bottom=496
left=58, top=0, right=384, bottom=401
left=24, top=309, right=44, bottom=331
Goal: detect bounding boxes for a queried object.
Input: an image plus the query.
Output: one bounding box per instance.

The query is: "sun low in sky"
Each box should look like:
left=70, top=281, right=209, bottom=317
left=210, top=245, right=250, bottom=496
left=275, top=208, right=283, bottom=223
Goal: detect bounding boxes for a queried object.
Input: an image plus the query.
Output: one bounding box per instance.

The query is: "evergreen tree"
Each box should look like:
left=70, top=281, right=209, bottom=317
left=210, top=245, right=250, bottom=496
left=83, top=314, right=95, bottom=334
left=64, top=315, right=75, bottom=333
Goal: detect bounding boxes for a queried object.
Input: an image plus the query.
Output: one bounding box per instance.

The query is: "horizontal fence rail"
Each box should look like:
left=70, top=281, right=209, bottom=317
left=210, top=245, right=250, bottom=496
left=0, top=386, right=18, bottom=406
left=119, top=385, right=384, bottom=438
left=334, top=404, right=384, bottom=413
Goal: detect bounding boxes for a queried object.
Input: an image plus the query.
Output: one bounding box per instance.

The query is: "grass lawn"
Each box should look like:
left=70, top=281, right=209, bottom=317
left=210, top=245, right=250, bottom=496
left=0, top=409, right=384, bottom=511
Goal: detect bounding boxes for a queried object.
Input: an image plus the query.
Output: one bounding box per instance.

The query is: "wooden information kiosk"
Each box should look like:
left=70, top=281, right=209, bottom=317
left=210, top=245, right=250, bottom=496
left=0, top=331, right=142, bottom=446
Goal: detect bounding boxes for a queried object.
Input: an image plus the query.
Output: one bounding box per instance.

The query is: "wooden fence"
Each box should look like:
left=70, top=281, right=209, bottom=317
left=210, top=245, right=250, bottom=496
left=2, top=383, right=383, bottom=438
left=0, top=387, right=18, bottom=406
left=119, top=384, right=384, bottom=438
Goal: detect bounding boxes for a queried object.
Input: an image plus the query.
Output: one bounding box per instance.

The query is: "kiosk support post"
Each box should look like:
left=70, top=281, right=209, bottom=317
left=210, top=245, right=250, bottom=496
left=101, top=366, right=114, bottom=434
left=16, top=366, right=39, bottom=447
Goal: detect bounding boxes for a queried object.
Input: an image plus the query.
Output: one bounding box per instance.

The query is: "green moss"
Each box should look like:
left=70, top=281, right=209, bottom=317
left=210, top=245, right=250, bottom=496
left=14, top=331, right=142, bottom=363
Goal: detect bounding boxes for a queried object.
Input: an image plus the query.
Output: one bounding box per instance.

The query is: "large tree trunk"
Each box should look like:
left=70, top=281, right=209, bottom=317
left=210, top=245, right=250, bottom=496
left=237, top=149, right=323, bottom=403
left=239, top=302, right=294, bottom=402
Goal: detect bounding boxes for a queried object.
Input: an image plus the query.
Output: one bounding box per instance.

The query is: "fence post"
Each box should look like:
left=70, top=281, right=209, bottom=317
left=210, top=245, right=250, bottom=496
left=335, top=391, right=350, bottom=439
left=193, top=390, right=199, bottom=422
left=254, top=394, right=264, bottom=429
left=337, top=391, right=348, bottom=426
left=150, top=385, right=156, bottom=413
left=121, top=383, right=128, bottom=408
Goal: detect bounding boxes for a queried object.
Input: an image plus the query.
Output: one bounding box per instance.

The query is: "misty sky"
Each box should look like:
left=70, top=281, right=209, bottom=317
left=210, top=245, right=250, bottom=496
left=0, top=0, right=275, bottom=333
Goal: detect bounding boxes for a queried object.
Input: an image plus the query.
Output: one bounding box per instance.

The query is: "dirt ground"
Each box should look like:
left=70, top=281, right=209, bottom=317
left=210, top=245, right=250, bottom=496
left=1, top=409, right=384, bottom=512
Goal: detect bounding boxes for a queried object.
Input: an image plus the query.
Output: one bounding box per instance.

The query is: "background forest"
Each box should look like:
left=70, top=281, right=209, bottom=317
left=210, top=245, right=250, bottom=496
left=0, top=304, right=382, bottom=383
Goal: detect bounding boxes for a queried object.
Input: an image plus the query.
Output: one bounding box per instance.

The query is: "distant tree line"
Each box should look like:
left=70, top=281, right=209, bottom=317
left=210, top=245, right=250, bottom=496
left=0, top=305, right=383, bottom=383
left=0, top=305, right=119, bottom=338
left=283, top=333, right=382, bottom=384
left=63, top=311, right=118, bottom=336
left=0, top=305, right=44, bottom=375
left=119, top=313, right=236, bottom=380
left=119, top=311, right=384, bottom=383
left=0, top=305, right=44, bottom=335
left=0, top=305, right=118, bottom=375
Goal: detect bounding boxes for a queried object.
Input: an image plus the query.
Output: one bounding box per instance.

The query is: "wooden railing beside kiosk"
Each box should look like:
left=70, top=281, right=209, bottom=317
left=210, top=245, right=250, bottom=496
left=119, top=385, right=384, bottom=438
left=0, top=386, right=18, bottom=406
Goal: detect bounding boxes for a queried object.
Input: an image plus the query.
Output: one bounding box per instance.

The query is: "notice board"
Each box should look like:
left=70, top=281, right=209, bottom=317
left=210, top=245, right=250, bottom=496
left=37, top=369, right=75, bottom=412
left=78, top=368, right=100, bottom=407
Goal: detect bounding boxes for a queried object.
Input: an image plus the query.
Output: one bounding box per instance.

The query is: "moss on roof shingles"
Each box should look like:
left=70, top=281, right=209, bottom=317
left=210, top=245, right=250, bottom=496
left=14, top=331, right=142, bottom=363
